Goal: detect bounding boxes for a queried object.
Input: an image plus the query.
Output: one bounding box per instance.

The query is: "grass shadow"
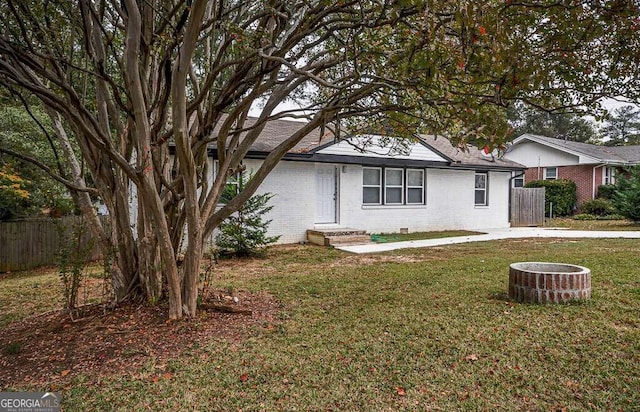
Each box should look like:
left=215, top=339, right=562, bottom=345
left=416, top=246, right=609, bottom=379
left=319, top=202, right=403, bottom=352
left=487, top=290, right=511, bottom=302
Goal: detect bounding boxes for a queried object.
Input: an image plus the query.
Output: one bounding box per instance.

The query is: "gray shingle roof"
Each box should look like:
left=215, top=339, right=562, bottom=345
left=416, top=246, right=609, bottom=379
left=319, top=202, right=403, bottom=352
left=243, top=117, right=335, bottom=153
left=228, top=116, right=524, bottom=169
left=606, top=145, right=640, bottom=163
left=211, top=116, right=334, bottom=153
left=419, top=134, right=525, bottom=169
left=516, top=134, right=640, bottom=164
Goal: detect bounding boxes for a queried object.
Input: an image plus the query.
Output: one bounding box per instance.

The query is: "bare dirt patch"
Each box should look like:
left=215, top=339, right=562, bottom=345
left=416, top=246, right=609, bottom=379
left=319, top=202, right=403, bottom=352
left=0, top=290, right=279, bottom=390
left=330, top=254, right=428, bottom=268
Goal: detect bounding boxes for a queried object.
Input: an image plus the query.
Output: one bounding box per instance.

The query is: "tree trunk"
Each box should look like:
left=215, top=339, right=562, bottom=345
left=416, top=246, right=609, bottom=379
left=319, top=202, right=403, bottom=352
left=169, top=0, right=209, bottom=318
left=108, top=188, right=139, bottom=301
left=137, top=176, right=182, bottom=319
left=181, top=225, right=203, bottom=316
left=47, top=109, right=137, bottom=303
left=137, top=201, right=163, bottom=304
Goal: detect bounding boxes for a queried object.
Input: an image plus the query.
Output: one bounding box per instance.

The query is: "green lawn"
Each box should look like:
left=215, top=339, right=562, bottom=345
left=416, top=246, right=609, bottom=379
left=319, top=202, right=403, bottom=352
left=0, top=268, right=62, bottom=328
left=2, top=238, right=639, bottom=411
left=371, top=230, right=483, bottom=243
left=0, top=264, right=106, bottom=329
left=548, top=217, right=640, bottom=231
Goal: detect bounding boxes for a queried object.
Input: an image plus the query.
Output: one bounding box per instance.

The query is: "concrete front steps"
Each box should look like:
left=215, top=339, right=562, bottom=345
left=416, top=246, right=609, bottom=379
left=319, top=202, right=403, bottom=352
left=306, top=228, right=371, bottom=246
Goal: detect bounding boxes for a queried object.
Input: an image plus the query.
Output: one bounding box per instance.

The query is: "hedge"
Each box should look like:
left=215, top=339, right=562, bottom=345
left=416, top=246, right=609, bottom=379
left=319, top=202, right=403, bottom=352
left=596, top=184, right=617, bottom=200
left=580, top=198, right=615, bottom=216
left=524, top=179, right=577, bottom=216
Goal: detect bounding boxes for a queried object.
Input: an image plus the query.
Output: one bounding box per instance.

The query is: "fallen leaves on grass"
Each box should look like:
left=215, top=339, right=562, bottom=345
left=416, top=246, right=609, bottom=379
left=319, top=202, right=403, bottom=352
left=0, top=291, right=279, bottom=388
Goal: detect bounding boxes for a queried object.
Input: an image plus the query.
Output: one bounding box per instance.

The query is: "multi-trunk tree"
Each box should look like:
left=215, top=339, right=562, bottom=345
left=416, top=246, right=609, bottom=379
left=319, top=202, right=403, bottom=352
left=1, top=1, right=638, bottom=318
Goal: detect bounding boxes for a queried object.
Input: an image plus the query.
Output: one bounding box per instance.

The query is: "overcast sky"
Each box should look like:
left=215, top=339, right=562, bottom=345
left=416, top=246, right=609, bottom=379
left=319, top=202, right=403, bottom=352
left=250, top=96, right=638, bottom=124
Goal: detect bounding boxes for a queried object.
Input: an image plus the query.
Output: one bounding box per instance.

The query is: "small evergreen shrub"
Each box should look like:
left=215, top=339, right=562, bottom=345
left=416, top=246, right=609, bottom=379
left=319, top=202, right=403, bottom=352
left=612, top=166, right=640, bottom=222
left=525, top=179, right=577, bottom=216
left=580, top=198, right=615, bottom=216
left=596, top=184, right=616, bottom=200
left=215, top=173, right=281, bottom=257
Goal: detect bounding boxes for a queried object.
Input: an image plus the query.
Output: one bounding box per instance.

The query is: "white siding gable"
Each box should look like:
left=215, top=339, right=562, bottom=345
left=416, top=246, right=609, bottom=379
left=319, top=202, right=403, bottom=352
left=505, top=141, right=581, bottom=167
left=317, top=135, right=448, bottom=162
left=505, top=135, right=602, bottom=166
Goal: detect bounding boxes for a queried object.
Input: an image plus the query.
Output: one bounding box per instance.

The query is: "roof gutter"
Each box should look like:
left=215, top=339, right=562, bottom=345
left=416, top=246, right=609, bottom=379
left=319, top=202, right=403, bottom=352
left=508, top=170, right=526, bottom=224
left=592, top=164, right=605, bottom=200
left=239, top=151, right=525, bottom=171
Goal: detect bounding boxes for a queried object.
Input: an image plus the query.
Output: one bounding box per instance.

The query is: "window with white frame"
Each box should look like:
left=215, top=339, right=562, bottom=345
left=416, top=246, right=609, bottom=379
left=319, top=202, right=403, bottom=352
left=513, top=174, right=525, bottom=188
left=385, top=168, right=404, bottom=204
left=474, top=172, right=488, bottom=206
left=362, top=167, right=425, bottom=205
left=406, top=169, right=425, bottom=204
left=214, top=160, right=242, bottom=203
left=221, top=173, right=241, bottom=203
left=363, top=167, right=382, bottom=205
left=544, top=167, right=558, bottom=180
left=603, top=166, right=616, bottom=185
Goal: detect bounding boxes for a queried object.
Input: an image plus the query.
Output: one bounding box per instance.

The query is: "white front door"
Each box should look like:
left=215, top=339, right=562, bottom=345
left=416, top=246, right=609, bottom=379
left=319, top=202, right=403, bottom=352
left=315, top=165, right=337, bottom=224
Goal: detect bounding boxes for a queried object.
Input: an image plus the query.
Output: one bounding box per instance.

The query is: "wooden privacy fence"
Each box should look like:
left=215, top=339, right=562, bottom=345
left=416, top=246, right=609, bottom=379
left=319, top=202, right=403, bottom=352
left=0, top=216, right=107, bottom=272
left=511, top=187, right=545, bottom=227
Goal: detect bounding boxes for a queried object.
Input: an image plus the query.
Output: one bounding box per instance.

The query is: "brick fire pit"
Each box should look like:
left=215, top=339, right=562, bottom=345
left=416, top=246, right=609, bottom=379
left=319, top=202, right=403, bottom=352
left=508, top=262, right=591, bottom=303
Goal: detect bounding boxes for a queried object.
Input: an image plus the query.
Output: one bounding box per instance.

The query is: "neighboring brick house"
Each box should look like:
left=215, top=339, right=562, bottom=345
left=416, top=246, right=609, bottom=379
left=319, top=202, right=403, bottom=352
left=503, top=134, right=640, bottom=209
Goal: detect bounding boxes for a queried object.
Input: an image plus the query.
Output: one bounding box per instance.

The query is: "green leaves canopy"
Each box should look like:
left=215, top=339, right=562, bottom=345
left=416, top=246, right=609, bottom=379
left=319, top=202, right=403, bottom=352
left=0, top=103, right=74, bottom=220
left=2, top=1, right=637, bottom=151
left=507, top=101, right=600, bottom=143
left=602, top=105, right=640, bottom=146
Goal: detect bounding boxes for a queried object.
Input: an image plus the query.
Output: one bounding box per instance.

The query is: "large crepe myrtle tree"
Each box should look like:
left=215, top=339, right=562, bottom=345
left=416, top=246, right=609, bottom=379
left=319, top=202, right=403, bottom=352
left=0, top=0, right=638, bottom=319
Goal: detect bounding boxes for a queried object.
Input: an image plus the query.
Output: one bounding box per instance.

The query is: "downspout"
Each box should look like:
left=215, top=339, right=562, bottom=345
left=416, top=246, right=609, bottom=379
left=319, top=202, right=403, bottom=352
left=592, top=164, right=605, bottom=200
left=508, top=171, right=526, bottom=224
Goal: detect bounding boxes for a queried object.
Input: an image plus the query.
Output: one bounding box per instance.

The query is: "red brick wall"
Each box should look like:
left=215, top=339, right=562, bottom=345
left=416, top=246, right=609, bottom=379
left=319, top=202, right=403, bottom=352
left=558, top=165, right=596, bottom=207
left=524, top=167, right=542, bottom=183
left=523, top=165, right=598, bottom=210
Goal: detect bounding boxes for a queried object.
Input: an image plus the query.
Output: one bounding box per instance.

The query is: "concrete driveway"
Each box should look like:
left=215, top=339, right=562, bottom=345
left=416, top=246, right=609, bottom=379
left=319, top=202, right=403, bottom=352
left=335, top=227, right=640, bottom=254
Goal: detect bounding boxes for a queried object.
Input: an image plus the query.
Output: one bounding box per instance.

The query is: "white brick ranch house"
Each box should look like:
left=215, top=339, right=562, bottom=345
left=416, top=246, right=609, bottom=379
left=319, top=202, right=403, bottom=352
left=204, top=118, right=526, bottom=244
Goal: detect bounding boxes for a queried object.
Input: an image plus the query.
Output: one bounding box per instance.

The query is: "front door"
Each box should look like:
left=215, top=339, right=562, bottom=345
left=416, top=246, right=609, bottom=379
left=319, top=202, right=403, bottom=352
left=315, top=165, right=337, bottom=224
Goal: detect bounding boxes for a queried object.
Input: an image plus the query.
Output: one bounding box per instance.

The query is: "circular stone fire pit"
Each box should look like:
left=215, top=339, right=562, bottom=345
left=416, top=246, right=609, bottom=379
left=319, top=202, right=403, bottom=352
left=509, top=262, right=591, bottom=304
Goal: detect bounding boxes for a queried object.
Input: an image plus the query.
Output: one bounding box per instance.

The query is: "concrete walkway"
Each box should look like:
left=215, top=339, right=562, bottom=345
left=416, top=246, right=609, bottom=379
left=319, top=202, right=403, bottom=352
left=335, top=227, right=640, bottom=254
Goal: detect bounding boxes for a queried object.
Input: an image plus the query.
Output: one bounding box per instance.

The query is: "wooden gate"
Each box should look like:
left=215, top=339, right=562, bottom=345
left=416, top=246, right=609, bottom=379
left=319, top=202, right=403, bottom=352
left=510, top=188, right=545, bottom=227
